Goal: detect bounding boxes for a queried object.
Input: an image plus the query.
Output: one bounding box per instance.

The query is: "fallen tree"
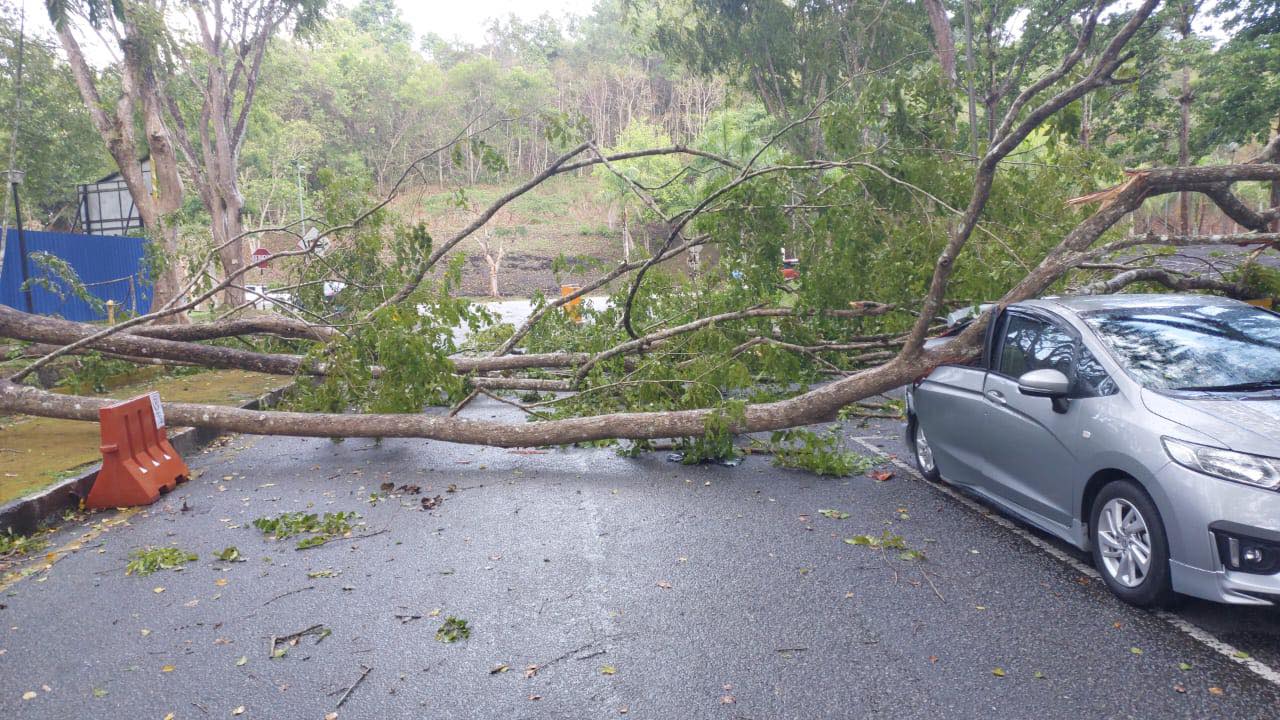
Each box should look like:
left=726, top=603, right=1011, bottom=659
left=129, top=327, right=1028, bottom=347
left=2, top=0, right=1279, bottom=451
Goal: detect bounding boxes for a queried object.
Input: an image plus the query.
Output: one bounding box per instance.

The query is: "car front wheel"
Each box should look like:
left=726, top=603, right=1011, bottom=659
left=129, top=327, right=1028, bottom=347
left=1090, top=480, right=1176, bottom=607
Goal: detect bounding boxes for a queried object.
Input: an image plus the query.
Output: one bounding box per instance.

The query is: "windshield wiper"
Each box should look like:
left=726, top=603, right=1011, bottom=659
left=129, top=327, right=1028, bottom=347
left=1176, top=380, right=1280, bottom=392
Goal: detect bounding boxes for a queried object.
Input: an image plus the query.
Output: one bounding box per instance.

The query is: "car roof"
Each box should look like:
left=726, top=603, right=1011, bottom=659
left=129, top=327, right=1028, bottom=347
left=1021, top=293, right=1247, bottom=315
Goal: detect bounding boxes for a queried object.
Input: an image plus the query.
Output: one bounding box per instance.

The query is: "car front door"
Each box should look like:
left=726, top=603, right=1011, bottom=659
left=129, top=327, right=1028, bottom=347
left=977, top=311, right=1084, bottom=528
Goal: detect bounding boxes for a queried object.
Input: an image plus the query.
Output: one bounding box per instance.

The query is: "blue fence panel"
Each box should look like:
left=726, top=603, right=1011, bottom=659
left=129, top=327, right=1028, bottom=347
left=0, top=230, right=152, bottom=322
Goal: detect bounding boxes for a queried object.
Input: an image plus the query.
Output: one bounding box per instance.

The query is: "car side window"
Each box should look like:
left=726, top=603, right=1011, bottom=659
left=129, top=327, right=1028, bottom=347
left=1075, top=345, right=1118, bottom=397
left=997, top=314, right=1075, bottom=378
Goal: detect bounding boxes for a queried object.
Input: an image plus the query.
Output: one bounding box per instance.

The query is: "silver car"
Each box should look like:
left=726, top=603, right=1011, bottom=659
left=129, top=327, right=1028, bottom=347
left=906, top=294, right=1280, bottom=607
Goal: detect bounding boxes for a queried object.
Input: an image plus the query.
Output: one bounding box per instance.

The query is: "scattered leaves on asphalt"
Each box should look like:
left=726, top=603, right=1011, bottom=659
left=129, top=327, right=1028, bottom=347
left=126, top=547, right=197, bottom=576
left=253, top=511, right=358, bottom=549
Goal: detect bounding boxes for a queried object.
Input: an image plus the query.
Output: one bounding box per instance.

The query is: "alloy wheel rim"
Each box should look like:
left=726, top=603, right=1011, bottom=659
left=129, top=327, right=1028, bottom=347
left=1096, top=498, right=1152, bottom=588
left=914, top=424, right=935, bottom=474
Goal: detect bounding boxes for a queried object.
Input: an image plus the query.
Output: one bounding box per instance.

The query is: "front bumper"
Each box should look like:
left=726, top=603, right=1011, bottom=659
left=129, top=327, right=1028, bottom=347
left=1156, top=460, right=1280, bottom=605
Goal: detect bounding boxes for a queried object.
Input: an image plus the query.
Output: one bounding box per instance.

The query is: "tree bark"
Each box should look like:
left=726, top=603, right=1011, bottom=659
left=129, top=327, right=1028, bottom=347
left=54, top=17, right=187, bottom=322
left=923, top=0, right=957, bottom=85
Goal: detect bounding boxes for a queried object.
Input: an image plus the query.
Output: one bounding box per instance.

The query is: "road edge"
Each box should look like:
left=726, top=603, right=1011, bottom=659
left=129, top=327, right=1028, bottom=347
left=0, top=384, right=291, bottom=536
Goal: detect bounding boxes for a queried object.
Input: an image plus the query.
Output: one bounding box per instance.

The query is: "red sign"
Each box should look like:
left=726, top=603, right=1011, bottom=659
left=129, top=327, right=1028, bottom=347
left=252, top=247, right=271, bottom=269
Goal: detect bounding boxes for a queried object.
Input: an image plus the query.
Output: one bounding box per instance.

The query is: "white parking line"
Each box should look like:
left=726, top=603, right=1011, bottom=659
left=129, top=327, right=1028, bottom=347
left=852, top=435, right=1280, bottom=689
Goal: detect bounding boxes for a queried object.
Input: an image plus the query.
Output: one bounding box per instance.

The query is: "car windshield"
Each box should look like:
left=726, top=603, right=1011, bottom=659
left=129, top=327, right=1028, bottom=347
left=1081, top=303, right=1280, bottom=391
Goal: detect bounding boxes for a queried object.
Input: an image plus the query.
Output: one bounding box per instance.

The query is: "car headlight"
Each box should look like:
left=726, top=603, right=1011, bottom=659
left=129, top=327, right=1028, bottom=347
left=1162, top=438, right=1280, bottom=491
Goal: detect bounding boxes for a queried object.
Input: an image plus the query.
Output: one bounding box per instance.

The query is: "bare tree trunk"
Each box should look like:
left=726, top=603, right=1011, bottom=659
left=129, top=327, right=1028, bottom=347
left=1176, top=5, right=1195, bottom=237
left=923, top=0, right=957, bottom=86
left=54, top=19, right=187, bottom=322
left=963, top=0, right=979, bottom=157
left=622, top=205, right=632, bottom=264
left=476, top=229, right=506, bottom=298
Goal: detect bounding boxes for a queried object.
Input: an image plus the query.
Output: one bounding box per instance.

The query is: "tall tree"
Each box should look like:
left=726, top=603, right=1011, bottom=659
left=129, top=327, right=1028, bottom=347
left=47, top=0, right=325, bottom=310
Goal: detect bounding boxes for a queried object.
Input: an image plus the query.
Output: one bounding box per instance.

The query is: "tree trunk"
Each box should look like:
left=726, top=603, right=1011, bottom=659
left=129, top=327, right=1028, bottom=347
left=963, top=0, right=979, bottom=157
left=54, top=19, right=187, bottom=322
left=923, top=0, right=957, bottom=86
left=622, top=205, right=632, bottom=263
left=1177, top=10, right=1194, bottom=237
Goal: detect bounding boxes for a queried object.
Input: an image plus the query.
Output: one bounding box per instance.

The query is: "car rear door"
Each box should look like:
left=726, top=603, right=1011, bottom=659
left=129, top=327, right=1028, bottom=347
left=913, top=363, right=990, bottom=488
left=977, top=311, right=1084, bottom=527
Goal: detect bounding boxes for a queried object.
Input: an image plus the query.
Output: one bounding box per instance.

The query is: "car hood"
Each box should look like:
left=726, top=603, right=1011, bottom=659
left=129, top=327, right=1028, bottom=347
left=1142, top=389, right=1280, bottom=458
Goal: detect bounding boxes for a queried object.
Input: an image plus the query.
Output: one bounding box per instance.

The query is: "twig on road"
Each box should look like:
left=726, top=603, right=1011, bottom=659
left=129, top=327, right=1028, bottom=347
left=336, top=665, right=372, bottom=709
left=261, top=585, right=315, bottom=607
left=295, top=528, right=389, bottom=550
left=922, top=570, right=945, bottom=602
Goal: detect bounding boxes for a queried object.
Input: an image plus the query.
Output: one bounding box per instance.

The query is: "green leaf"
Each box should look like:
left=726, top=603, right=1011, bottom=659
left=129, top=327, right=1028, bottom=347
left=992, top=668, right=1006, bottom=677
left=214, top=547, right=243, bottom=563
left=1178, top=662, right=1193, bottom=671
left=1130, top=647, right=1143, bottom=655
left=436, top=616, right=471, bottom=643
left=235, top=656, right=248, bottom=667
left=819, top=509, right=850, bottom=520
left=295, top=536, right=328, bottom=550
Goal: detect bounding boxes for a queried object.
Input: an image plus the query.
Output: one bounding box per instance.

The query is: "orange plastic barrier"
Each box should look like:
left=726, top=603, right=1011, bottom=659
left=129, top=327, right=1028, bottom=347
left=85, top=392, right=189, bottom=509
left=560, top=284, right=583, bottom=323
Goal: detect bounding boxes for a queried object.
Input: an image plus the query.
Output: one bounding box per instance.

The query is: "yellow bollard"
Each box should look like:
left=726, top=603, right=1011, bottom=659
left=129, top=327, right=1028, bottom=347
left=560, top=284, right=583, bottom=323
left=106, top=299, right=117, bottom=325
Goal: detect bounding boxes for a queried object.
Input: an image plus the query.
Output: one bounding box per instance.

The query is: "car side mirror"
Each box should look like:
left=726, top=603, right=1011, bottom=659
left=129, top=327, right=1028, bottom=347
left=1017, top=368, right=1070, bottom=397
left=1017, top=368, right=1071, bottom=413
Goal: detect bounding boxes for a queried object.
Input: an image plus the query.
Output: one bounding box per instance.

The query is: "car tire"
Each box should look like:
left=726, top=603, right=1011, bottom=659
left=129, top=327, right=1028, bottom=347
left=909, top=417, right=941, bottom=482
left=1090, top=480, right=1177, bottom=608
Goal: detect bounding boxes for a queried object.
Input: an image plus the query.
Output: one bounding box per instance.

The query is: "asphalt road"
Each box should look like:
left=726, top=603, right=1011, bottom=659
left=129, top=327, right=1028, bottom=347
left=3, top=401, right=1280, bottom=719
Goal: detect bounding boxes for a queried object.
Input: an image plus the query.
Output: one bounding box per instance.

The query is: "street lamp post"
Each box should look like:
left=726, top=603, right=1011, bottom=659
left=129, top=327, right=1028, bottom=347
left=3, top=170, right=32, bottom=313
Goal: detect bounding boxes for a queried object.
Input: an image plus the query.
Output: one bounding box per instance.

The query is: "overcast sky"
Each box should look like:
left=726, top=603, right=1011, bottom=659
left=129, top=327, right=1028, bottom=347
left=16, top=0, right=599, bottom=52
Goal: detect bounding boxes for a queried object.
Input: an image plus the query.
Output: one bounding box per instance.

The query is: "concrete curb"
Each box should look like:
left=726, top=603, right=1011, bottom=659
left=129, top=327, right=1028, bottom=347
left=0, top=384, right=291, bottom=536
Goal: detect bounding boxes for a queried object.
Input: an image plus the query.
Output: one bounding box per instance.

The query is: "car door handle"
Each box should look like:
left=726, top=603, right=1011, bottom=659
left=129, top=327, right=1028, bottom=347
left=986, top=389, right=1006, bottom=405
